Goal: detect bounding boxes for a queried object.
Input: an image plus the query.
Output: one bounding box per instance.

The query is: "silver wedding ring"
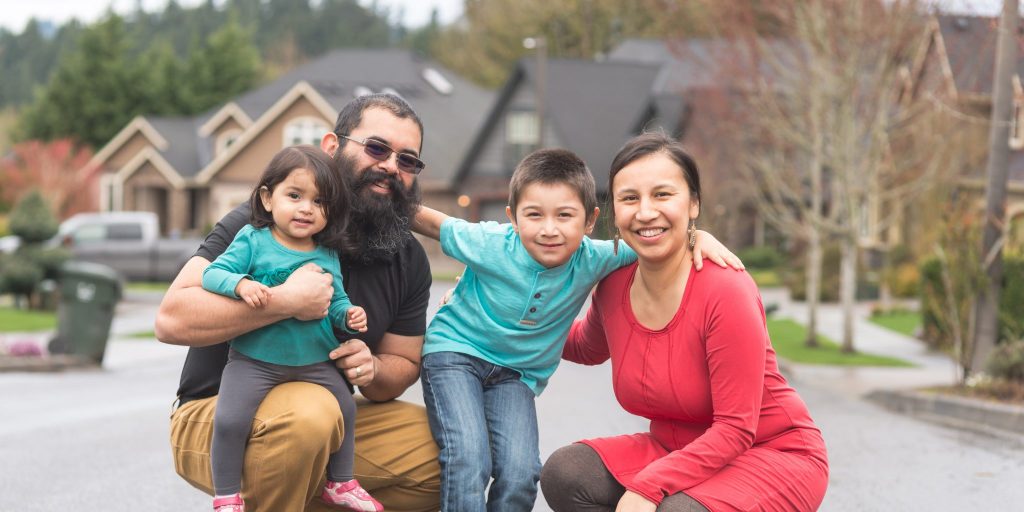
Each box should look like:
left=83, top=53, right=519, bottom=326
left=355, top=366, right=363, bottom=377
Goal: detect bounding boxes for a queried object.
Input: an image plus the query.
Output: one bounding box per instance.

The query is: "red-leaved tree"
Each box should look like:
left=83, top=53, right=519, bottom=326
left=1, top=139, right=101, bottom=220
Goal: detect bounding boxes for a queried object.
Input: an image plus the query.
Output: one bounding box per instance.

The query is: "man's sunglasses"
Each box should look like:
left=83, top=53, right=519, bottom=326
left=338, top=135, right=426, bottom=175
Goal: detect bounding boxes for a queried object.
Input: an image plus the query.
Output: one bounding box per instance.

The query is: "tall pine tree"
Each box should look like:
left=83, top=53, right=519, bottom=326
left=17, top=14, right=147, bottom=147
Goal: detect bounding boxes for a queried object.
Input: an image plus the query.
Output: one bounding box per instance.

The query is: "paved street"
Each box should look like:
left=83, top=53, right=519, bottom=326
left=1, top=285, right=1023, bottom=511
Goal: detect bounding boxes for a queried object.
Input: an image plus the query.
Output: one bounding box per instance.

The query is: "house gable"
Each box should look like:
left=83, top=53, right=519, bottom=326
left=195, top=81, right=335, bottom=185
left=116, top=147, right=187, bottom=190
left=198, top=102, right=254, bottom=138
left=89, top=117, right=169, bottom=170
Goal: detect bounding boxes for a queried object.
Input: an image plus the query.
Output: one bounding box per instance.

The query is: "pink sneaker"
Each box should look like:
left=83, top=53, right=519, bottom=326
left=213, top=493, right=244, bottom=512
left=321, top=479, right=383, bottom=512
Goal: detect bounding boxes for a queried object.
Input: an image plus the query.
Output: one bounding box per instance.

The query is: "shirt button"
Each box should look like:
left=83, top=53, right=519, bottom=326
left=534, top=293, right=541, bottom=299
left=529, top=307, right=537, bottom=313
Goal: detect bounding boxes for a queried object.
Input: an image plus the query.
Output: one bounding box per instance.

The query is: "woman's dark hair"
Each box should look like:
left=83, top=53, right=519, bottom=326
left=608, top=132, right=702, bottom=216
left=249, top=145, right=355, bottom=254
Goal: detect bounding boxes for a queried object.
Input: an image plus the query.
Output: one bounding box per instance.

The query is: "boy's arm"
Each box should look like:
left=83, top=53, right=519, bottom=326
left=693, top=230, right=745, bottom=271
left=412, top=205, right=450, bottom=240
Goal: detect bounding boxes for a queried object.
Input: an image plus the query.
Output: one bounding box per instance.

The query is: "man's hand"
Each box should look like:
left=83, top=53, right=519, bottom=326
left=692, top=230, right=745, bottom=271
left=330, top=339, right=376, bottom=388
left=615, top=490, right=657, bottom=512
left=236, top=279, right=272, bottom=308
left=276, top=263, right=333, bottom=320
left=347, top=306, right=368, bottom=332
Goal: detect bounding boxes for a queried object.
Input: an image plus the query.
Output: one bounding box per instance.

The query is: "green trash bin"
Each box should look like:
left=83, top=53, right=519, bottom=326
left=48, top=261, right=123, bottom=364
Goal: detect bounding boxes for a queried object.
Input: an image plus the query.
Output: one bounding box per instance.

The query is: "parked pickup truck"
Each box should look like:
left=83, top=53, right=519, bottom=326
left=2, top=211, right=202, bottom=282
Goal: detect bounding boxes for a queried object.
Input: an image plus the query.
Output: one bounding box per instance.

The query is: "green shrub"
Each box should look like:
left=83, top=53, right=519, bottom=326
left=0, top=258, right=44, bottom=299
left=736, top=245, right=784, bottom=270
left=8, top=190, right=58, bottom=243
left=884, top=262, right=920, bottom=298
left=920, top=254, right=1024, bottom=350
left=986, top=340, right=1024, bottom=382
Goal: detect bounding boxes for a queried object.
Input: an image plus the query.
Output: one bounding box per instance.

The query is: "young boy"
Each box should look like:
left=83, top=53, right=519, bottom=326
left=412, top=148, right=735, bottom=511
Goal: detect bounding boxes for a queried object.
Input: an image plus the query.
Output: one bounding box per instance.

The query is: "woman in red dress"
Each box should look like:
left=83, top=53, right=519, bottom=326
left=540, top=133, right=829, bottom=511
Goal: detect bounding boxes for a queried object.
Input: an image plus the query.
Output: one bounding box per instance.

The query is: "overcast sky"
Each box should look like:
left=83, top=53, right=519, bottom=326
left=0, top=0, right=465, bottom=32
left=0, top=0, right=1009, bottom=34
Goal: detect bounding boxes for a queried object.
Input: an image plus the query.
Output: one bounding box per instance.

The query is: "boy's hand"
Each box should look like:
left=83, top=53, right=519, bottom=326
left=692, top=230, right=745, bottom=271
left=236, top=278, right=272, bottom=308
left=347, top=306, right=368, bottom=332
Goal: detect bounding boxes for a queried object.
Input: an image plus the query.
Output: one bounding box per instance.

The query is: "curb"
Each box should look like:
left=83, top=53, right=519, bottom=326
left=0, top=354, right=100, bottom=372
left=866, top=388, right=1024, bottom=438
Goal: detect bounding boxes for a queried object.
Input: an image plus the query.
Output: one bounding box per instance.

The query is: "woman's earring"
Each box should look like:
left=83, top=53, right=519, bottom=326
left=688, top=220, right=696, bottom=251
left=613, top=229, right=620, bottom=255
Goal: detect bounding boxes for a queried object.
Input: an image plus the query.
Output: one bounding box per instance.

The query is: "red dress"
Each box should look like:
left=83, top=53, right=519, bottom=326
left=564, top=263, right=829, bottom=511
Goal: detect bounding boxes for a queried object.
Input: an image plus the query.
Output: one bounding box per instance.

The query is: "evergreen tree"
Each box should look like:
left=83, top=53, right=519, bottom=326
left=16, top=14, right=147, bottom=147
left=184, top=17, right=262, bottom=113
left=140, top=41, right=194, bottom=115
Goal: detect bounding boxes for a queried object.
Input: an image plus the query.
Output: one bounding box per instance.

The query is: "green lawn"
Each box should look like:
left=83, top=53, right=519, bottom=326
left=767, top=318, right=913, bottom=367
left=749, top=269, right=781, bottom=288
left=868, top=310, right=921, bottom=338
left=0, top=307, right=57, bottom=332
left=125, top=281, right=171, bottom=292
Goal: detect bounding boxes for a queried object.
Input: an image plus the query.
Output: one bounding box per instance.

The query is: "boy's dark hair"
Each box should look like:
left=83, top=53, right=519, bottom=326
left=608, top=132, right=702, bottom=216
left=508, top=148, right=597, bottom=221
left=333, top=93, right=424, bottom=152
left=249, top=145, right=355, bottom=254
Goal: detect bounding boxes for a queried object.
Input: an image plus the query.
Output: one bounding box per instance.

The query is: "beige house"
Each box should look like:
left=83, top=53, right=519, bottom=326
left=90, top=49, right=494, bottom=260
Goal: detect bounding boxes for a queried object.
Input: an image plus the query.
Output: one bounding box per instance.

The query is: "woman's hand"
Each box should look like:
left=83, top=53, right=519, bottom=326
left=692, top=230, right=744, bottom=271
left=615, top=490, right=657, bottom=512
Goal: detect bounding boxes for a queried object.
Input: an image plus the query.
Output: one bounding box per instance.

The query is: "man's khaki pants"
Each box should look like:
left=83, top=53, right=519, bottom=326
left=171, top=382, right=441, bottom=511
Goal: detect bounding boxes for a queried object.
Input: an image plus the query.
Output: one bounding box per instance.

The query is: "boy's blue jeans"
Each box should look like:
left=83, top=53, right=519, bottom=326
left=421, top=351, right=541, bottom=512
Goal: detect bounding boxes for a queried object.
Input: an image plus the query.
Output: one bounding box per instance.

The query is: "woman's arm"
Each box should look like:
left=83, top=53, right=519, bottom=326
left=411, top=205, right=450, bottom=241
left=627, top=275, right=766, bottom=502
left=562, top=290, right=611, bottom=365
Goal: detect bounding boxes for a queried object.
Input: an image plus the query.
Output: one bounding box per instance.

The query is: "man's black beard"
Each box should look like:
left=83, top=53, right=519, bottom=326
left=343, top=166, right=422, bottom=264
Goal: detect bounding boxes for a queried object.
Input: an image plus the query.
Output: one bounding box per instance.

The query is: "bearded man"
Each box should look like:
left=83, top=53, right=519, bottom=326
left=156, top=94, right=441, bottom=511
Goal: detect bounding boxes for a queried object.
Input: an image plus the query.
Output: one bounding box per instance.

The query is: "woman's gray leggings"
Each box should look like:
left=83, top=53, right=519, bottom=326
left=540, top=443, right=710, bottom=512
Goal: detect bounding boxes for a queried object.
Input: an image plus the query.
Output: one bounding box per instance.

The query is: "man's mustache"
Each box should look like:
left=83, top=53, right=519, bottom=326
left=351, top=169, right=408, bottom=198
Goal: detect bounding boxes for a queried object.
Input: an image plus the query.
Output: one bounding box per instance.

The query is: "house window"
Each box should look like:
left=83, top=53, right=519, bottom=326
left=1011, top=99, right=1024, bottom=150
left=216, top=129, right=243, bottom=156
left=283, top=117, right=330, bottom=147
left=505, top=111, right=539, bottom=170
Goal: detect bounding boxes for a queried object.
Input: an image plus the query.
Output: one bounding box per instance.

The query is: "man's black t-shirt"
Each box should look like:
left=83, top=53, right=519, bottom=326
left=175, top=203, right=432, bottom=404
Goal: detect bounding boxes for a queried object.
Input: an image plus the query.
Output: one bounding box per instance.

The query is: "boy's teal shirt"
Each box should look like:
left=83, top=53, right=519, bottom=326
left=424, top=218, right=637, bottom=395
left=202, top=224, right=355, bottom=366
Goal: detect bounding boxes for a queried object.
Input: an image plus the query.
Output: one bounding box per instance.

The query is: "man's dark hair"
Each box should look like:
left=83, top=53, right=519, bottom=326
left=333, top=93, right=424, bottom=152
left=508, top=148, right=598, bottom=221
left=249, top=145, right=354, bottom=254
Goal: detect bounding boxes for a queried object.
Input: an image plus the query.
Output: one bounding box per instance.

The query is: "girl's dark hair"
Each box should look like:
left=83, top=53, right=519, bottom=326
left=249, top=145, right=355, bottom=254
left=608, top=132, right=702, bottom=216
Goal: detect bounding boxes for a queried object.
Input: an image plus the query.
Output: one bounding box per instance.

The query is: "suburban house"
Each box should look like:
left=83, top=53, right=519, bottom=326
left=453, top=55, right=679, bottom=227
left=89, top=48, right=494, bottom=263
left=908, top=14, right=1024, bottom=248
left=454, top=38, right=770, bottom=247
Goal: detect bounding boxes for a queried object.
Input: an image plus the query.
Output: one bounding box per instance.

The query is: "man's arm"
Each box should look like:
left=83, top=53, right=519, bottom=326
left=411, top=205, right=450, bottom=241
left=154, top=256, right=334, bottom=346
left=329, top=332, right=423, bottom=402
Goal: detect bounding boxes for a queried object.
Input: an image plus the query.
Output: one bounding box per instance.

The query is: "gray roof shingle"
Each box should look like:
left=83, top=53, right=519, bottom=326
left=521, top=58, right=664, bottom=191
